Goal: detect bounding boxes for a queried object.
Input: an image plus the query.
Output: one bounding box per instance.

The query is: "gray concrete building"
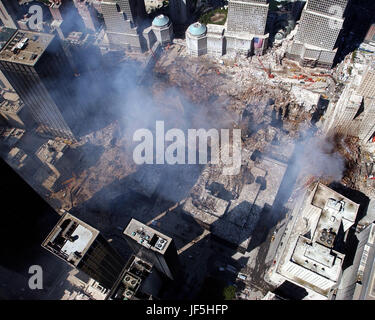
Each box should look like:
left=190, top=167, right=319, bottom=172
left=0, top=0, right=19, bottom=29
left=226, top=0, right=269, bottom=56
left=0, top=93, right=35, bottom=129
left=337, top=223, right=375, bottom=300
left=0, top=28, right=87, bottom=140
left=268, top=183, right=359, bottom=299
left=186, top=22, right=207, bottom=57
left=151, top=15, right=173, bottom=46
left=363, top=24, right=375, bottom=47
left=324, top=84, right=363, bottom=137
left=42, top=213, right=126, bottom=290
left=323, top=57, right=375, bottom=143
left=73, top=0, right=101, bottom=32
left=287, top=0, right=349, bottom=68
left=101, top=0, right=147, bottom=51
left=206, top=24, right=225, bottom=58
left=186, top=1, right=269, bottom=58
left=358, top=61, right=375, bottom=99
left=227, top=0, right=269, bottom=35
left=106, top=255, right=163, bottom=300
left=169, top=0, right=190, bottom=25
left=123, top=218, right=181, bottom=281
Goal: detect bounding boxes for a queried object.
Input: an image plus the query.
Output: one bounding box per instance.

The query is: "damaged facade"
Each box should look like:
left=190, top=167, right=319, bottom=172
left=323, top=57, right=375, bottom=144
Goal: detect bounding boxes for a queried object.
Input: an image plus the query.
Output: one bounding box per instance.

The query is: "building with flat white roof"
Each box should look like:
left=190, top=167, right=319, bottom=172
left=42, top=213, right=126, bottom=289
left=269, top=183, right=359, bottom=299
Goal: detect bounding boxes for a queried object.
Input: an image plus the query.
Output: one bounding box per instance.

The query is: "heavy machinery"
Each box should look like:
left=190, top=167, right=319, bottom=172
left=62, top=173, right=77, bottom=188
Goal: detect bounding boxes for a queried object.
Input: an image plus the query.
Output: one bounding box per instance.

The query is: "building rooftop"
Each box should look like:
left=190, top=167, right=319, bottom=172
left=0, top=127, right=25, bottom=147
left=0, top=27, right=17, bottom=50
left=275, top=183, right=359, bottom=298
left=6, top=147, right=28, bottom=169
left=35, top=139, right=67, bottom=165
left=0, top=94, right=23, bottom=113
left=42, top=0, right=63, bottom=8
left=107, top=255, right=156, bottom=300
left=123, top=218, right=173, bottom=255
left=0, top=29, right=54, bottom=66
left=42, top=213, right=100, bottom=267
left=292, top=236, right=344, bottom=283
left=152, top=14, right=170, bottom=27
left=311, top=183, right=358, bottom=234
left=188, top=22, right=207, bottom=37
left=207, top=24, right=225, bottom=38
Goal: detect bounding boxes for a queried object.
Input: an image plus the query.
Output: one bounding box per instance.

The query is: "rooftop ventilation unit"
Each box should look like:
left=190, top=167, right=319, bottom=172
left=155, top=237, right=167, bottom=250
left=326, top=198, right=345, bottom=212
left=123, top=273, right=140, bottom=289
left=318, top=228, right=336, bottom=247
left=123, top=289, right=134, bottom=299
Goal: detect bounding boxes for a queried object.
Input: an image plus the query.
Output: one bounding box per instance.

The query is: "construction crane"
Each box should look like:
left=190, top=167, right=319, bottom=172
left=257, top=56, right=274, bottom=78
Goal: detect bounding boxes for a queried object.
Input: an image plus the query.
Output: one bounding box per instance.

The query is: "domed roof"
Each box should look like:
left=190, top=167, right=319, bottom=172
left=152, top=14, right=170, bottom=27
left=188, top=22, right=207, bottom=36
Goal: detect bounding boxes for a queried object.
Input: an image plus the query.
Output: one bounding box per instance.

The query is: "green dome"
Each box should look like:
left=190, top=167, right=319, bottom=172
left=188, top=22, right=207, bottom=36
left=152, top=15, right=170, bottom=27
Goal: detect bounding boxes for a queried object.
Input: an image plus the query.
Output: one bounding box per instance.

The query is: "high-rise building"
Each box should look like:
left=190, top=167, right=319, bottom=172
left=287, top=0, right=349, bottom=68
left=187, top=0, right=270, bottom=57
left=336, top=223, right=375, bottom=300
left=169, top=0, right=191, bottom=25
left=0, top=157, right=67, bottom=300
left=186, top=22, right=207, bottom=57
left=206, top=24, right=225, bottom=58
left=42, top=213, right=127, bottom=290
left=0, top=28, right=87, bottom=140
left=225, top=0, right=269, bottom=56
left=268, top=183, right=359, bottom=299
left=106, top=255, right=163, bottom=300
left=323, top=58, right=375, bottom=143
left=73, top=0, right=101, bottom=32
left=358, top=62, right=375, bottom=99
left=38, top=0, right=85, bottom=36
left=363, top=24, right=375, bottom=47
left=227, top=0, right=269, bottom=35
left=151, top=15, right=173, bottom=46
left=101, top=0, right=147, bottom=51
left=185, top=0, right=270, bottom=59
left=123, top=218, right=181, bottom=280
left=0, top=0, right=19, bottom=29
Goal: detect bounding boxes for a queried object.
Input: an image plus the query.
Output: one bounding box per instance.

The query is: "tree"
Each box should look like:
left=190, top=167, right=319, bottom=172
left=223, top=285, right=236, bottom=300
